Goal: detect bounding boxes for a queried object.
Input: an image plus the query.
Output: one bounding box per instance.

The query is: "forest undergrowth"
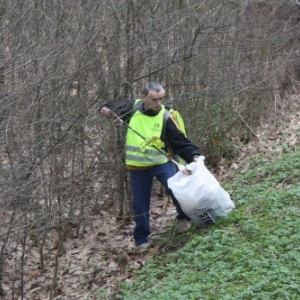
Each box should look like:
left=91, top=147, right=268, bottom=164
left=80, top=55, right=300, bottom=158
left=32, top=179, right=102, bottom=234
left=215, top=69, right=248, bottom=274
left=2, top=93, right=300, bottom=300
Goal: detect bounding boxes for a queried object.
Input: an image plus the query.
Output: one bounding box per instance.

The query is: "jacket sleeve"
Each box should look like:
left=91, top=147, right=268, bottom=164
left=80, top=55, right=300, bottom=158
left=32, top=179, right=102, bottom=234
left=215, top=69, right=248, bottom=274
left=165, top=118, right=201, bottom=164
left=100, top=99, right=135, bottom=123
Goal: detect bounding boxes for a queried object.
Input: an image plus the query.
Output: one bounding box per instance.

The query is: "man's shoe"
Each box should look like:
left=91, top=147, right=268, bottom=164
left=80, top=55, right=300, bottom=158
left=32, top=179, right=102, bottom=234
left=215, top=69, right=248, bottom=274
left=135, top=242, right=150, bottom=253
left=177, top=219, right=192, bottom=233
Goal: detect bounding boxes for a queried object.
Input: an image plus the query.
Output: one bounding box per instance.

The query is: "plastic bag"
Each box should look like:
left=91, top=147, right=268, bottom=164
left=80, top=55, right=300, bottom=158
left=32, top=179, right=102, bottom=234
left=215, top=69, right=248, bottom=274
left=168, top=156, right=235, bottom=226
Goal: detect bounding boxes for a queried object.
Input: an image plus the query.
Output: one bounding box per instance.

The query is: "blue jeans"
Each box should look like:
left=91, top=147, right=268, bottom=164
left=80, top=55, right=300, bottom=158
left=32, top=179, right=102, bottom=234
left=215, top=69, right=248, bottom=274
left=129, top=161, right=190, bottom=246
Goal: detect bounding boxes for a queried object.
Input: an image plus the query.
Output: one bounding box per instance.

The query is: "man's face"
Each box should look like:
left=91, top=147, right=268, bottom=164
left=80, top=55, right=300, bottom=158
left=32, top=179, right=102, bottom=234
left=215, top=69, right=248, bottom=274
left=142, top=89, right=165, bottom=112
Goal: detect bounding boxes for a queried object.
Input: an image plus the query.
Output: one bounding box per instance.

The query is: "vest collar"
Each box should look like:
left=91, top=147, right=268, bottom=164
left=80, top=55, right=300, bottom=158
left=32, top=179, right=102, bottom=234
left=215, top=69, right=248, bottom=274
left=138, top=101, right=163, bottom=116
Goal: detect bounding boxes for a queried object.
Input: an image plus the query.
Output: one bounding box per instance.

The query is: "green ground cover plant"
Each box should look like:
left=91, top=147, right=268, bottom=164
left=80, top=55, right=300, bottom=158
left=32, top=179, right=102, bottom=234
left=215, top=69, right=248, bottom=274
left=113, top=146, right=300, bottom=300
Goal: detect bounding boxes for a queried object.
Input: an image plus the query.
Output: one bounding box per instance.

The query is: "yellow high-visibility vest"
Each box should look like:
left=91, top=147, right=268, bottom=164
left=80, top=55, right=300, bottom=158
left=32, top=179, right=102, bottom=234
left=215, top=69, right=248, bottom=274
left=125, top=102, right=168, bottom=167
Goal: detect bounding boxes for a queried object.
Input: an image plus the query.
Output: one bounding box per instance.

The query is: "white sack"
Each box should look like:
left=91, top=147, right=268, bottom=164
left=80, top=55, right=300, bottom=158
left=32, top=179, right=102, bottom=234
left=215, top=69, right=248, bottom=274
left=168, top=156, right=235, bottom=226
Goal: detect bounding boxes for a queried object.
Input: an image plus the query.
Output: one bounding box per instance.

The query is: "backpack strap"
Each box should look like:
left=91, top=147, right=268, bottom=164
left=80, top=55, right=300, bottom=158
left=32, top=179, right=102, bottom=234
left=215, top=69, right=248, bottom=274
left=162, top=109, right=186, bottom=140
left=131, top=99, right=143, bottom=117
left=162, top=109, right=187, bottom=166
left=170, top=109, right=186, bottom=137
left=162, top=109, right=179, bottom=160
left=161, top=109, right=171, bottom=146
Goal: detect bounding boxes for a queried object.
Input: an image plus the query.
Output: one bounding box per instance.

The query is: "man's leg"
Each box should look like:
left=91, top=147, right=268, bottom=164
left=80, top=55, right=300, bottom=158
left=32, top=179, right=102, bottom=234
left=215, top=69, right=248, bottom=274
left=129, top=169, right=153, bottom=246
left=155, top=162, right=190, bottom=221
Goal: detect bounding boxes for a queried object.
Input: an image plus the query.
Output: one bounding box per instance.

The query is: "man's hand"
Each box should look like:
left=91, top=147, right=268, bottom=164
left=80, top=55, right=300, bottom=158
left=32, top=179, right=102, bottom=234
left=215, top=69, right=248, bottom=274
left=100, top=106, right=111, bottom=116
left=181, top=158, right=198, bottom=175
left=193, top=155, right=199, bottom=162
left=181, top=164, right=193, bottom=175
left=100, top=107, right=119, bottom=119
left=181, top=168, right=191, bottom=175
left=181, top=156, right=199, bottom=175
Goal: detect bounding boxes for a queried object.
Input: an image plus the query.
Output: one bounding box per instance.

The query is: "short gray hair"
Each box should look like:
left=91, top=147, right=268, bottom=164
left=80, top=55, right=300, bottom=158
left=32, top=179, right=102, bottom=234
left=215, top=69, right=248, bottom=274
left=142, top=82, right=164, bottom=96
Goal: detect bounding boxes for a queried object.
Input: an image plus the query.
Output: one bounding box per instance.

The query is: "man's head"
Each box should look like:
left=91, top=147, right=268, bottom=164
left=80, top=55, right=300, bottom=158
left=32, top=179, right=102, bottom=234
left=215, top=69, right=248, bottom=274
left=141, top=82, right=165, bottom=112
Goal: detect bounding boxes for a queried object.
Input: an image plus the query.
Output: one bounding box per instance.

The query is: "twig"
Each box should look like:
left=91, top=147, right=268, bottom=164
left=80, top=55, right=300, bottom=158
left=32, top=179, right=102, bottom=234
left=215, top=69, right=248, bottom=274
left=232, top=105, right=261, bottom=141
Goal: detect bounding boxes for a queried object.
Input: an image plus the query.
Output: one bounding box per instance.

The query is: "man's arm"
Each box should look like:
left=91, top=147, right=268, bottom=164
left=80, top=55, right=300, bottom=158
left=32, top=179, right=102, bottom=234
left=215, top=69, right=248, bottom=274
left=165, top=118, right=201, bottom=164
left=100, top=99, right=136, bottom=122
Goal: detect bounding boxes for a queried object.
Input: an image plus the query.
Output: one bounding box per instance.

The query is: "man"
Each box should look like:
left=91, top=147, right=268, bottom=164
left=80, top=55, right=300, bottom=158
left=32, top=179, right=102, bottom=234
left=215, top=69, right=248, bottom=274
left=100, top=82, right=201, bottom=252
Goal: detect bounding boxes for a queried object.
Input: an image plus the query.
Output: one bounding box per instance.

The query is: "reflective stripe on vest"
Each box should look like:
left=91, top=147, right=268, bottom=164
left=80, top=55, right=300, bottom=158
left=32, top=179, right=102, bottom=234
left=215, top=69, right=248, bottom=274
left=125, top=103, right=168, bottom=166
left=125, top=145, right=167, bottom=163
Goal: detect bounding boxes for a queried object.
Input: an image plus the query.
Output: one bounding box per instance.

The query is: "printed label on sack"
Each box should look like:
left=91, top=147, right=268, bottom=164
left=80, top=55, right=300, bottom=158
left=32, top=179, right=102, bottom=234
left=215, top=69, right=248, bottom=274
left=194, top=210, right=217, bottom=226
